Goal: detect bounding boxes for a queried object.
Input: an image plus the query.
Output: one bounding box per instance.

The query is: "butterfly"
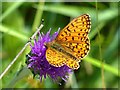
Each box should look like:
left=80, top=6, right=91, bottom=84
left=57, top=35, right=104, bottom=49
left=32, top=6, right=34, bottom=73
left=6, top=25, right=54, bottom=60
left=45, top=14, right=91, bottom=69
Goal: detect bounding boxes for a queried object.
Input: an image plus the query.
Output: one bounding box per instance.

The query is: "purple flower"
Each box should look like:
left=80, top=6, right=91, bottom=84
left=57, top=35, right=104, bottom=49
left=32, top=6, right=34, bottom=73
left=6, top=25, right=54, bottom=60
left=26, top=29, right=72, bottom=82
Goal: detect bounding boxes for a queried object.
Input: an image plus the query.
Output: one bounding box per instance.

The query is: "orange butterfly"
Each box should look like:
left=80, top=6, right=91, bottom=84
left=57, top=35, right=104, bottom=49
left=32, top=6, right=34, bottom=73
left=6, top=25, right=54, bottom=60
left=45, top=14, right=91, bottom=69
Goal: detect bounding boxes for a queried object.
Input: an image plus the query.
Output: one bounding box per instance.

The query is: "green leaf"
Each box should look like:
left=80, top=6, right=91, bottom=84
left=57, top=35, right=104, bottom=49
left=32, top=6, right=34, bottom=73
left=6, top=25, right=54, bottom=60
left=1, top=1, right=24, bottom=22
left=0, top=25, right=28, bottom=41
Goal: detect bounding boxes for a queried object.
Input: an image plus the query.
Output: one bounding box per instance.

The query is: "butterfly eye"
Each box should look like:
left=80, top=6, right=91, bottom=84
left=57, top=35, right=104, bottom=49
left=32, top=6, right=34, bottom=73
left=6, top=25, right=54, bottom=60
left=44, top=43, right=48, bottom=49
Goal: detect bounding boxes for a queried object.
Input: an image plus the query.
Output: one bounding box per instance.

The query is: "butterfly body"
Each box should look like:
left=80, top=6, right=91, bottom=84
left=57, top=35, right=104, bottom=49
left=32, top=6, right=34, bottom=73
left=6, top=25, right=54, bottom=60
left=45, top=14, right=91, bottom=69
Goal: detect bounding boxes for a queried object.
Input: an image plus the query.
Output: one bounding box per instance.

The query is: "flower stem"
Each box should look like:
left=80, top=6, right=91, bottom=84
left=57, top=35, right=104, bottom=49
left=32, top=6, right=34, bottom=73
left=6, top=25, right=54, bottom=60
left=0, top=23, right=44, bottom=80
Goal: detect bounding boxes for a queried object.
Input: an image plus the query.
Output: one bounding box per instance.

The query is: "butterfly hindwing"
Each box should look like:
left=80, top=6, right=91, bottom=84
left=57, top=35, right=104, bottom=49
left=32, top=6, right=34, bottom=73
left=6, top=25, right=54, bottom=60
left=61, top=37, right=90, bottom=59
left=46, top=48, right=65, bottom=67
left=46, top=47, right=80, bottom=69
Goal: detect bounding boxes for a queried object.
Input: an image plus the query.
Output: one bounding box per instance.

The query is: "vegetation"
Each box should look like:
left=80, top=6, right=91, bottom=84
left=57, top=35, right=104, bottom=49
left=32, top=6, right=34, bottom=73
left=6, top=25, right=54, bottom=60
left=1, top=2, right=119, bottom=88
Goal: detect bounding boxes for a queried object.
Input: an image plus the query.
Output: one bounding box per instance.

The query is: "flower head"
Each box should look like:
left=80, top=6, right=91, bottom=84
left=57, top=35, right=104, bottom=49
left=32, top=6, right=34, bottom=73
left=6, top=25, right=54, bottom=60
left=26, top=29, right=72, bottom=82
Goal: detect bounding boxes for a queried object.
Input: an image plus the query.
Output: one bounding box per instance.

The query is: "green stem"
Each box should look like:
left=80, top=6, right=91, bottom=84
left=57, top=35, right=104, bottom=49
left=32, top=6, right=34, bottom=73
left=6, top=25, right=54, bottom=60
left=32, top=0, right=45, bottom=32
left=85, top=56, right=119, bottom=77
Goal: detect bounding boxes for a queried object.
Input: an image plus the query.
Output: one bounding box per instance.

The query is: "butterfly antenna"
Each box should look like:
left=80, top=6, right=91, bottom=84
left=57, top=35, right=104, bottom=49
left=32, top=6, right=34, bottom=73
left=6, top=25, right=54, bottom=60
left=41, top=19, right=44, bottom=24
left=58, top=27, right=61, bottom=32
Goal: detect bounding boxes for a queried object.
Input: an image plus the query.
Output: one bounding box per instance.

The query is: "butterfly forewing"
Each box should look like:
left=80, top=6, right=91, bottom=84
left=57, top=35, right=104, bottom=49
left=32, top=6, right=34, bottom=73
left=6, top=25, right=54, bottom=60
left=55, top=14, right=91, bottom=59
left=55, top=14, right=91, bottom=42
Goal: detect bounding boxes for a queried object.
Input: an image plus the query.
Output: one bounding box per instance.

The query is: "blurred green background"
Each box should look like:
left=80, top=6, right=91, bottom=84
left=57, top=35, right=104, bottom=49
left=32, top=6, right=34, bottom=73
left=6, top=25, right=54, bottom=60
left=0, top=1, right=119, bottom=88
